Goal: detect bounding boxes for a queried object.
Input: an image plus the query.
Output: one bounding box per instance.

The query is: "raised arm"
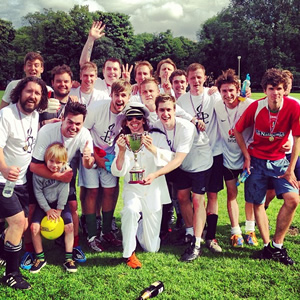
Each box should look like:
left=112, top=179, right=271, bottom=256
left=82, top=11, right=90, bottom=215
left=79, top=21, right=106, bottom=66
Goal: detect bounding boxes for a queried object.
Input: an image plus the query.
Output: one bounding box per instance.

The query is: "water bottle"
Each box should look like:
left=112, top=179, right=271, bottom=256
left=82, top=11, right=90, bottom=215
left=236, top=167, right=252, bottom=186
left=2, top=180, right=16, bottom=198
left=137, top=281, right=164, bottom=300
left=238, top=74, right=251, bottom=101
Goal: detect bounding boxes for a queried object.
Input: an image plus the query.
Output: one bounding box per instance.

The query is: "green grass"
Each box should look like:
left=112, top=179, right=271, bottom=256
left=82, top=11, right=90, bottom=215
left=0, top=91, right=299, bottom=299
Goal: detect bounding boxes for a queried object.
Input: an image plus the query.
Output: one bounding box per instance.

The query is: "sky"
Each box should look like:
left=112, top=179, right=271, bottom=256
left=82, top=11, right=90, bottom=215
left=0, top=0, right=230, bottom=40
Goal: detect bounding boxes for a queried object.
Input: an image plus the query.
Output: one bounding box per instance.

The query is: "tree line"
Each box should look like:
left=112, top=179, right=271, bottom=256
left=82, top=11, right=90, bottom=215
left=0, top=0, right=299, bottom=90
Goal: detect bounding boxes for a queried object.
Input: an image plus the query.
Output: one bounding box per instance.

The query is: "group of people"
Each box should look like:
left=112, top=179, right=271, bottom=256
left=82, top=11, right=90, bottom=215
left=0, top=20, right=299, bottom=291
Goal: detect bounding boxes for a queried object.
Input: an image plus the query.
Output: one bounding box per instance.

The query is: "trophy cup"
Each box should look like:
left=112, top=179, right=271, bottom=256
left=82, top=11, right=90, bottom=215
left=126, top=133, right=146, bottom=184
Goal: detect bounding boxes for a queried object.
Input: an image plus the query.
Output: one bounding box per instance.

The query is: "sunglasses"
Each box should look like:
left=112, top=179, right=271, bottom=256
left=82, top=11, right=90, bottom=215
left=126, top=116, right=143, bottom=121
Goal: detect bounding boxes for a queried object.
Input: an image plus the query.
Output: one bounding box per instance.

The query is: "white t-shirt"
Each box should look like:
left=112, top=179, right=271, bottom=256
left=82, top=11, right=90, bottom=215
left=69, top=87, right=109, bottom=106
left=94, top=78, right=110, bottom=98
left=84, top=100, right=122, bottom=154
left=214, top=98, right=254, bottom=169
left=0, top=104, right=39, bottom=184
left=2, top=79, right=53, bottom=105
left=33, top=122, right=93, bottom=163
left=177, top=89, right=222, bottom=156
left=153, top=117, right=213, bottom=172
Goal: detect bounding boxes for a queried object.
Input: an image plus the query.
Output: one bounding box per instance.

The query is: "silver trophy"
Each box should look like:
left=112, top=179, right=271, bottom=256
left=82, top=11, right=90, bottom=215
left=126, top=133, right=147, bottom=184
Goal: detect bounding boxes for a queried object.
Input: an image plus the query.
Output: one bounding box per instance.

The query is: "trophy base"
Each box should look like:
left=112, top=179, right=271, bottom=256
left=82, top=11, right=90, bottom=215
left=129, top=170, right=145, bottom=184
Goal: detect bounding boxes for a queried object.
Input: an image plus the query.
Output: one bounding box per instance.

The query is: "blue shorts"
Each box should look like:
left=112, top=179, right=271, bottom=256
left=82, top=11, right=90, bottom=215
left=245, top=156, right=299, bottom=204
left=0, top=183, right=29, bottom=218
left=32, top=201, right=72, bottom=225
left=176, top=167, right=212, bottom=195
left=207, top=154, right=224, bottom=193
left=223, top=167, right=242, bottom=181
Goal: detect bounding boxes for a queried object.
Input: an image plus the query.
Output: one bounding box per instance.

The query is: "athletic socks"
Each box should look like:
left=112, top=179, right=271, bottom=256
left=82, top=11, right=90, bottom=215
left=36, top=251, right=45, bottom=261
left=102, top=210, right=114, bottom=234
left=195, top=237, right=202, bottom=248
left=231, top=226, right=242, bottom=235
left=65, top=252, right=73, bottom=261
left=272, top=240, right=283, bottom=249
left=86, top=214, right=97, bottom=239
left=186, top=227, right=194, bottom=236
left=4, top=240, right=22, bottom=275
left=245, top=220, right=255, bottom=233
left=206, top=214, right=218, bottom=240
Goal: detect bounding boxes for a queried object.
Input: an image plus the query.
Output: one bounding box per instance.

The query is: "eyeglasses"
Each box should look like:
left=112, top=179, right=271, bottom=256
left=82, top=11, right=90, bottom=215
left=126, top=116, right=143, bottom=121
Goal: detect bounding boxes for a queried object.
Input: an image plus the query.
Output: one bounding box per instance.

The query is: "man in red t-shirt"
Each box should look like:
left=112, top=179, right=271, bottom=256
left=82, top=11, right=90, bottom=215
left=234, top=68, right=300, bottom=265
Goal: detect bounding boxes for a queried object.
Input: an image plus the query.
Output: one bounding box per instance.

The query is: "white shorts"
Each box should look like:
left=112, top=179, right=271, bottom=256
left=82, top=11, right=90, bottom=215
left=78, top=161, right=117, bottom=188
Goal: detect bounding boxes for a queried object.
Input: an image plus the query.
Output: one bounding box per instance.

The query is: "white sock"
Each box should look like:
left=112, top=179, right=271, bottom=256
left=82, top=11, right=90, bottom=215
left=245, top=220, right=255, bottom=233
left=186, top=227, right=194, bottom=236
left=272, top=241, right=283, bottom=249
left=195, top=237, right=201, bottom=247
left=231, top=226, right=242, bottom=235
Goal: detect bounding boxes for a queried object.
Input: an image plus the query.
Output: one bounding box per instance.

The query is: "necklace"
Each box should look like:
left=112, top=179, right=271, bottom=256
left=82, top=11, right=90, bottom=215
left=224, top=103, right=239, bottom=136
left=162, top=123, right=176, bottom=151
left=79, top=89, right=94, bottom=107
left=189, top=92, right=204, bottom=119
left=16, top=103, right=33, bottom=152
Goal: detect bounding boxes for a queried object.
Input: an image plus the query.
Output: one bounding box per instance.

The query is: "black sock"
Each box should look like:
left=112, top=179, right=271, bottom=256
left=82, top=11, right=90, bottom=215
left=0, top=221, right=5, bottom=234
left=4, top=240, right=22, bottom=275
left=0, top=232, right=5, bottom=258
left=102, top=211, right=114, bottom=234
left=205, top=214, right=218, bottom=240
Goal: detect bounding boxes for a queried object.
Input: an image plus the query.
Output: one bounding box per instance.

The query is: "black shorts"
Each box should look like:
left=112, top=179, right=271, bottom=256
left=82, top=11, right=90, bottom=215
left=0, top=183, right=30, bottom=218
left=207, top=154, right=224, bottom=193
left=173, top=167, right=212, bottom=195
left=32, top=201, right=72, bottom=225
left=223, top=167, right=243, bottom=181
left=68, top=151, right=80, bottom=202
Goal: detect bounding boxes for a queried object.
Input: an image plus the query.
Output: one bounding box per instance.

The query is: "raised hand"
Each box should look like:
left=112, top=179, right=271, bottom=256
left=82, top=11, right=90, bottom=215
left=122, top=64, right=133, bottom=82
left=89, top=21, right=106, bottom=41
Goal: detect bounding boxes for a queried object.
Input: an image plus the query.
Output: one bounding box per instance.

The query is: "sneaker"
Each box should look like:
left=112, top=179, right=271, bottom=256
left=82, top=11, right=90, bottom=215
left=206, top=239, right=222, bottom=253
left=102, top=231, right=122, bottom=247
left=260, top=243, right=295, bottom=265
left=88, top=236, right=104, bottom=252
left=181, top=243, right=202, bottom=262
left=231, top=234, right=244, bottom=247
left=20, top=252, right=34, bottom=270
left=30, top=259, right=47, bottom=274
left=63, top=260, right=77, bottom=272
left=245, top=231, right=258, bottom=246
left=111, top=217, right=119, bottom=234
left=126, top=252, right=142, bottom=269
left=72, top=246, right=86, bottom=263
left=0, top=257, right=6, bottom=267
left=1, top=271, right=31, bottom=290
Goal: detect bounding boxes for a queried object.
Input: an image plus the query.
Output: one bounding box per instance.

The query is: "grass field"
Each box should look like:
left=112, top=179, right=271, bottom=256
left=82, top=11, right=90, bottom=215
left=0, top=91, right=299, bottom=299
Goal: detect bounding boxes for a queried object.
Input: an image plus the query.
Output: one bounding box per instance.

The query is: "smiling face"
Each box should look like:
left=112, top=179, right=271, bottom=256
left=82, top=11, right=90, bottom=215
left=80, top=67, right=96, bottom=93
left=61, top=113, right=84, bottom=138
left=140, top=82, right=160, bottom=111
left=103, top=61, right=121, bottom=86
left=52, top=72, right=72, bottom=100
left=156, top=100, right=176, bottom=130
left=135, top=65, right=151, bottom=86
left=264, top=84, right=285, bottom=111
left=110, top=90, right=130, bottom=114
left=187, top=68, right=207, bottom=95
left=19, top=81, right=42, bottom=114
left=24, top=59, right=44, bottom=78
left=126, top=115, right=145, bottom=134
left=172, top=75, right=187, bottom=99
left=46, top=158, right=64, bottom=173
left=220, top=83, right=239, bottom=109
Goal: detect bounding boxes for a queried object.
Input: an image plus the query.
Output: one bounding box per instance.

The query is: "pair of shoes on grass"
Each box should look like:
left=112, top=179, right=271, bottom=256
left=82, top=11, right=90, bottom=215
left=29, top=258, right=77, bottom=273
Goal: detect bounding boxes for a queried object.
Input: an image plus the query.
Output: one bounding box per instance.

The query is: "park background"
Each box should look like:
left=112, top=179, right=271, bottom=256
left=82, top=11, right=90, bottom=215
left=0, top=0, right=299, bottom=299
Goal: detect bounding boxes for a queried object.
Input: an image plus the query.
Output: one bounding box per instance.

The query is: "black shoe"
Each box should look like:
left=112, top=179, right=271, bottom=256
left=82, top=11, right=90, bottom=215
left=175, top=233, right=194, bottom=246
left=181, top=244, right=202, bottom=262
left=1, top=271, right=31, bottom=290
left=30, top=259, right=47, bottom=273
left=257, top=243, right=295, bottom=265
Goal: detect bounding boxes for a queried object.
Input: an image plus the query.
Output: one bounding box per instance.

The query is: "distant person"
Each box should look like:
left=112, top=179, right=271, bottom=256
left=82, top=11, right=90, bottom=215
left=169, top=69, right=188, bottom=100
left=155, top=58, right=176, bottom=96
left=0, top=76, right=48, bottom=290
left=30, top=143, right=77, bottom=273
left=234, top=68, right=300, bottom=265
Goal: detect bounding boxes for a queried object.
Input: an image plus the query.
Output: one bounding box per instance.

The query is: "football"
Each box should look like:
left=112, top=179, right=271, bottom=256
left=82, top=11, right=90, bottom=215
left=40, top=216, right=64, bottom=240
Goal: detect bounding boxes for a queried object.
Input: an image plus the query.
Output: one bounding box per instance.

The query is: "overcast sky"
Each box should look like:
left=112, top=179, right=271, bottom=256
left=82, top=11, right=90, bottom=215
left=0, top=0, right=230, bottom=40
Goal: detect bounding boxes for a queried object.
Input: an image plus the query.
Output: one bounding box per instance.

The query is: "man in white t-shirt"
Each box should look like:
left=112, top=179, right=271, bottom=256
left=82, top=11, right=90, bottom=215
left=81, top=79, right=132, bottom=249
left=0, top=77, right=48, bottom=290
left=177, top=63, right=223, bottom=253
left=169, top=69, right=188, bottom=100
left=79, top=21, right=122, bottom=98
left=0, top=52, right=52, bottom=109
left=144, top=94, right=213, bottom=262
left=214, top=69, right=257, bottom=247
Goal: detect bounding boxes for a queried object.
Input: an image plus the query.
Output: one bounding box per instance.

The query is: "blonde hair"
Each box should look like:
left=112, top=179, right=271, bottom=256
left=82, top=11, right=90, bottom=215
left=44, top=143, right=68, bottom=165
left=80, top=61, right=98, bottom=75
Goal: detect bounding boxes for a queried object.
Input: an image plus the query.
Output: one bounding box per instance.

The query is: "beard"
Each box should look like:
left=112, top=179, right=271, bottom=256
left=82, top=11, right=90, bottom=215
left=19, top=97, right=38, bottom=113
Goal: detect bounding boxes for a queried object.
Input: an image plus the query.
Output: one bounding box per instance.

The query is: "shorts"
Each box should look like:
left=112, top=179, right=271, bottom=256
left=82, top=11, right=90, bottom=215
left=223, top=167, right=243, bottom=181
left=78, top=160, right=117, bottom=189
left=245, top=156, right=299, bottom=205
left=207, top=154, right=224, bottom=193
left=268, top=154, right=300, bottom=189
left=0, top=183, right=30, bottom=218
left=175, top=167, right=212, bottom=195
left=32, top=201, right=72, bottom=225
